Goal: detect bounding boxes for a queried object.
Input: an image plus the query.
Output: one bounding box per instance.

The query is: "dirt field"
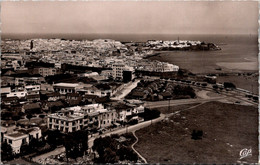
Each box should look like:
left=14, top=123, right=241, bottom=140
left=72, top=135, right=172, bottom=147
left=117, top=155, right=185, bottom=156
left=135, top=101, right=258, bottom=164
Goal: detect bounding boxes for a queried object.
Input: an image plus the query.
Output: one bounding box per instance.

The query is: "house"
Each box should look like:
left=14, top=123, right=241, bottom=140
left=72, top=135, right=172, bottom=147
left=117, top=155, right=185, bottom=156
left=3, top=127, right=42, bottom=154
left=43, top=101, right=65, bottom=113
left=33, top=67, right=57, bottom=77
left=26, top=94, right=41, bottom=102
left=1, top=121, right=16, bottom=142
left=47, top=104, right=117, bottom=133
left=7, top=91, right=27, bottom=98
left=66, top=93, right=81, bottom=100
left=3, top=132, right=29, bottom=154
left=45, top=92, right=62, bottom=101
left=22, top=102, right=41, bottom=114
left=1, top=96, right=20, bottom=105
left=1, top=76, right=15, bottom=86
left=53, top=83, right=83, bottom=94
left=25, top=85, right=40, bottom=95
left=1, top=87, right=11, bottom=96
left=40, top=83, right=54, bottom=92
left=81, top=94, right=98, bottom=104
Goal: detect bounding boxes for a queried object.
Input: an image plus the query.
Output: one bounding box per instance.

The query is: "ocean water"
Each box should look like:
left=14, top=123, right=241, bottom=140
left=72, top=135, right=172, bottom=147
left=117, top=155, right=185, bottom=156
left=144, top=34, right=258, bottom=74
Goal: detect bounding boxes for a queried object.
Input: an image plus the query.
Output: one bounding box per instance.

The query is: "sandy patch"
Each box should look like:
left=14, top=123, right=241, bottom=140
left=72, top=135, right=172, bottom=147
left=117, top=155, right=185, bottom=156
left=216, top=62, right=257, bottom=70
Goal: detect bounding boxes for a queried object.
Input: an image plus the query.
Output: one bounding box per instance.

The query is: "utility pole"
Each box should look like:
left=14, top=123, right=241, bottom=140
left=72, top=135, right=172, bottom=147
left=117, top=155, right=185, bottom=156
left=168, top=99, right=170, bottom=112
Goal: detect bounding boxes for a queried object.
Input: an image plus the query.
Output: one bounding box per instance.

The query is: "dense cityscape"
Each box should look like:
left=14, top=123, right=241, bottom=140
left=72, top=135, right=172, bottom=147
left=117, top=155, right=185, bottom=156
left=1, top=1, right=259, bottom=164
left=1, top=37, right=258, bottom=164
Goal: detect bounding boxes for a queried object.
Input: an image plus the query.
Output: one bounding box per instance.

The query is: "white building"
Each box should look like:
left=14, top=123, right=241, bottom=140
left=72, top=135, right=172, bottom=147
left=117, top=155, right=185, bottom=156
left=47, top=104, right=117, bottom=133
left=162, top=63, right=179, bottom=72
left=3, top=127, right=42, bottom=154
left=25, top=85, right=40, bottom=95
left=53, top=83, right=83, bottom=94
left=112, top=63, right=125, bottom=80
left=35, top=67, right=57, bottom=77
left=6, top=91, right=27, bottom=98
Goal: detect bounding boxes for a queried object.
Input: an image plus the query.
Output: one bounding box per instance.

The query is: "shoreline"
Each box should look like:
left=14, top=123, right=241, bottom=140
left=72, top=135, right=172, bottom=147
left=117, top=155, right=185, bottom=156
left=145, top=51, right=258, bottom=75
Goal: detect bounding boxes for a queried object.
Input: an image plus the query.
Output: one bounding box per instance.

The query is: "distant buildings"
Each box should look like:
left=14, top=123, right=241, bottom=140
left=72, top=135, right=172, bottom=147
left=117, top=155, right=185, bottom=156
left=34, top=67, right=57, bottom=77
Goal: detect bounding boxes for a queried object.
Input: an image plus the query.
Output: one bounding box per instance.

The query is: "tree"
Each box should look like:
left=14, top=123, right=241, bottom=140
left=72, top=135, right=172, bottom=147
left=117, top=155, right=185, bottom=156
left=63, top=130, right=88, bottom=161
left=39, top=114, right=46, bottom=122
left=20, top=143, right=31, bottom=155
left=1, top=142, right=14, bottom=161
left=117, top=146, right=138, bottom=161
left=26, top=114, right=33, bottom=122
left=102, top=148, right=118, bottom=163
left=139, top=108, right=161, bottom=121
left=191, top=130, right=203, bottom=140
left=224, top=82, right=236, bottom=89
left=46, top=130, right=63, bottom=147
left=12, top=115, right=20, bottom=125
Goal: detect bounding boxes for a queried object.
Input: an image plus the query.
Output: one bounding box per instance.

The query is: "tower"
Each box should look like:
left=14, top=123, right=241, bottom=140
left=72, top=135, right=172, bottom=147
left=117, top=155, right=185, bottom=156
left=30, top=40, right=33, bottom=50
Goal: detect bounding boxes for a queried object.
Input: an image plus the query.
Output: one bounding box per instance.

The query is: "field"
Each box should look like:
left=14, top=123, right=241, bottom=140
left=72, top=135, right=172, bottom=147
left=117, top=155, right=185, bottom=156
left=216, top=74, right=258, bottom=94
left=152, top=103, right=199, bottom=114
left=134, top=101, right=258, bottom=164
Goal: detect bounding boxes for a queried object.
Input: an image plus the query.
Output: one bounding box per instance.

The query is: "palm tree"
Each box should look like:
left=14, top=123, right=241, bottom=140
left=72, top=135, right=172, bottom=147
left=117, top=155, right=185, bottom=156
left=26, top=114, right=33, bottom=122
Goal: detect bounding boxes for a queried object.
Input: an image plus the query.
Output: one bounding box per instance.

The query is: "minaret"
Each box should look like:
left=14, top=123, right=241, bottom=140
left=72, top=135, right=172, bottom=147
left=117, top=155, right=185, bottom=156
left=30, top=40, right=33, bottom=50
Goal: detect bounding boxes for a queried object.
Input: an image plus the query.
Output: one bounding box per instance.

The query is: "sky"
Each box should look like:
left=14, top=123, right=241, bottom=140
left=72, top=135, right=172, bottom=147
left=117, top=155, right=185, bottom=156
left=1, top=1, right=259, bottom=38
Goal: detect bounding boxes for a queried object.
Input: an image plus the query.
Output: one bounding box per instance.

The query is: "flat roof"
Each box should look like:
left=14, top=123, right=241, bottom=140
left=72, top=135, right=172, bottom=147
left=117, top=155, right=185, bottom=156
left=5, top=132, right=27, bottom=138
left=53, top=83, right=79, bottom=88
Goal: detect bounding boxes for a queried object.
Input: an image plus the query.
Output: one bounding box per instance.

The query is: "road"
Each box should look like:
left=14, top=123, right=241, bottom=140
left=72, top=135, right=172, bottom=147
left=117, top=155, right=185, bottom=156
left=144, top=96, right=226, bottom=109
left=31, top=114, right=165, bottom=163
left=88, top=113, right=165, bottom=148
left=111, top=79, right=140, bottom=100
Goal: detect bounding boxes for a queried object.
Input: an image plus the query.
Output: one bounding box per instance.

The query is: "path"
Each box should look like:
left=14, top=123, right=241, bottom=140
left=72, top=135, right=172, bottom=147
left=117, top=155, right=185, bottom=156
left=32, top=114, right=165, bottom=163
left=88, top=113, right=165, bottom=148
left=132, top=131, right=147, bottom=163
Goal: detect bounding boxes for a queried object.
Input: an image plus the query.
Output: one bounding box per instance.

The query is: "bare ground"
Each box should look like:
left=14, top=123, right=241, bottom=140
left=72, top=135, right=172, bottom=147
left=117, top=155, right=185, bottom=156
left=135, top=101, right=258, bottom=164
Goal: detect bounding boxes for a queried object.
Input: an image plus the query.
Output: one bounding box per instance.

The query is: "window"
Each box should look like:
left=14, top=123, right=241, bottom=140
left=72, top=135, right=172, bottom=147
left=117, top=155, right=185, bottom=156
left=103, top=121, right=106, bottom=124
left=8, top=139, right=12, bottom=144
